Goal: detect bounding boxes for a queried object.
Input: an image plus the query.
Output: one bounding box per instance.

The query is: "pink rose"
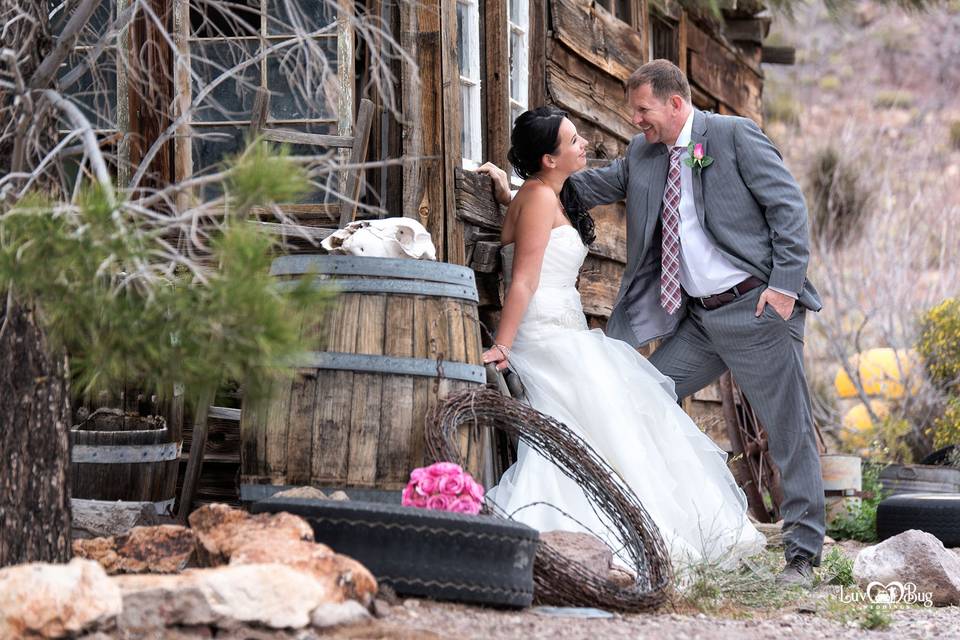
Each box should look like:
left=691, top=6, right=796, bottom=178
left=402, top=484, right=427, bottom=508
left=417, top=474, right=438, bottom=495
left=466, top=478, right=485, bottom=502
left=438, top=472, right=466, bottom=496
left=427, top=462, right=463, bottom=477
left=409, top=467, right=427, bottom=483
left=693, top=143, right=704, bottom=160
left=449, top=496, right=481, bottom=514
left=426, top=494, right=452, bottom=511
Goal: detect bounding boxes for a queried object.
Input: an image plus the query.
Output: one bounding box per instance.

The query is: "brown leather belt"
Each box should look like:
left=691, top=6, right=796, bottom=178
left=695, top=276, right=765, bottom=310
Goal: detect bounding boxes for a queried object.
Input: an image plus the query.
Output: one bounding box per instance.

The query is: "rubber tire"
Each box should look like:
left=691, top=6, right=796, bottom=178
left=921, top=445, right=958, bottom=466
left=876, top=493, right=960, bottom=546
left=252, top=497, right=538, bottom=607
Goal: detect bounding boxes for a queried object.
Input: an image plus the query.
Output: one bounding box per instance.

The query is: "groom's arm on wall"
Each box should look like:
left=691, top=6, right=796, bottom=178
left=733, top=118, right=811, bottom=296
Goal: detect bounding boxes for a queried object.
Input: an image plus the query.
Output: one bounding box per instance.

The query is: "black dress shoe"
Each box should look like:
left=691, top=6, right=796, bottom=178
left=776, top=555, right=814, bottom=588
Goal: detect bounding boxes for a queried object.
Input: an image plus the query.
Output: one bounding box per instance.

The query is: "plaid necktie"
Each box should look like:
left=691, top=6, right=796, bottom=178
left=660, top=147, right=683, bottom=314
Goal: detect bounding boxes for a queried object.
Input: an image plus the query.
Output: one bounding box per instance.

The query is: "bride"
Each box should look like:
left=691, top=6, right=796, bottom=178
left=480, top=106, right=765, bottom=571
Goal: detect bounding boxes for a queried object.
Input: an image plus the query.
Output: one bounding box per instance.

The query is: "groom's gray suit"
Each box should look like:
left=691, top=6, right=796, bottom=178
left=570, top=108, right=825, bottom=565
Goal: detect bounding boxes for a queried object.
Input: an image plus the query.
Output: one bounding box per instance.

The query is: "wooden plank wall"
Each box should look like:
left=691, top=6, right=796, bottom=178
left=545, top=0, right=647, bottom=329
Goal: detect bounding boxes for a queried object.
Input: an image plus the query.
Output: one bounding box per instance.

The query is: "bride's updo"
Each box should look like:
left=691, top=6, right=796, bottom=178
left=507, top=107, right=595, bottom=246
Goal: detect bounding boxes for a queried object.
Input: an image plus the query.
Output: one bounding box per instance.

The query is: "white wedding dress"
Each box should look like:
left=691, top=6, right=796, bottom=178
left=486, top=224, right=766, bottom=570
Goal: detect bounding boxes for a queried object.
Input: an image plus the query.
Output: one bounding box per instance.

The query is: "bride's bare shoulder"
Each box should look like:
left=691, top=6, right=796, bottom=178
left=502, top=181, right=558, bottom=245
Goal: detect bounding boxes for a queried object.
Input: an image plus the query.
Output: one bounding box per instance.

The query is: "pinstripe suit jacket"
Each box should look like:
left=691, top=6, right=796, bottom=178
left=570, top=109, right=821, bottom=348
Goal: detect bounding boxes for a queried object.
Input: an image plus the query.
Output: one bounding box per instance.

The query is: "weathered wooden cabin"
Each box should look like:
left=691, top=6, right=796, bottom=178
left=61, top=0, right=792, bottom=509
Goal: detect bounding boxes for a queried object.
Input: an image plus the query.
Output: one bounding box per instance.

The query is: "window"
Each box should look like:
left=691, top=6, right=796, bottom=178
left=507, top=0, right=528, bottom=128
left=181, top=0, right=351, bottom=199
left=650, top=13, right=679, bottom=65
left=456, top=0, right=482, bottom=169
left=594, top=0, right=633, bottom=25
left=53, top=0, right=124, bottom=182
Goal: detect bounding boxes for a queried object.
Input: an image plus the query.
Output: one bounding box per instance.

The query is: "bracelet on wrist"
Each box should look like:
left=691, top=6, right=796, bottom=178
left=494, top=343, right=512, bottom=358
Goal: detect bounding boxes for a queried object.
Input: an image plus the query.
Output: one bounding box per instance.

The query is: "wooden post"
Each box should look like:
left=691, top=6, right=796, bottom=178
left=400, top=1, right=445, bottom=258
left=529, top=0, right=547, bottom=109
left=484, top=0, right=510, bottom=174
left=441, top=0, right=465, bottom=266
left=177, top=390, right=213, bottom=522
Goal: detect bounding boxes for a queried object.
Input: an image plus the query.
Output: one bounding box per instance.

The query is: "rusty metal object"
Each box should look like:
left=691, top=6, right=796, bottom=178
left=718, top=371, right=783, bottom=523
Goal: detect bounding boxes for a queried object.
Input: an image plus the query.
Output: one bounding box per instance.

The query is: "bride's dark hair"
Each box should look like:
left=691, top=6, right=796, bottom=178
left=506, top=106, right=595, bottom=245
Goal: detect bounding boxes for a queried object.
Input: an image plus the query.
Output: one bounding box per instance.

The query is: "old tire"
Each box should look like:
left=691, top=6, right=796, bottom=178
left=876, top=493, right=960, bottom=546
left=252, top=496, right=538, bottom=607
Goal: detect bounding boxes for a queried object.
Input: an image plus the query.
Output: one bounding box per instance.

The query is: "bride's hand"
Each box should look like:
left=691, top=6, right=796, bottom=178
left=482, top=344, right=510, bottom=372
left=476, top=162, right=512, bottom=207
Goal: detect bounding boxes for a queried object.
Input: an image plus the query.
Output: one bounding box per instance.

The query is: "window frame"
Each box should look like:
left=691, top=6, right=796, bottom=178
left=456, top=0, right=483, bottom=170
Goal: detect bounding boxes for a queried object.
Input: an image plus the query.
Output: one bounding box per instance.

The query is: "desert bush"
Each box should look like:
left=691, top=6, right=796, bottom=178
left=819, top=546, right=855, bottom=586
left=931, top=395, right=960, bottom=449
left=917, top=298, right=960, bottom=391
left=826, top=463, right=886, bottom=542
left=950, top=120, right=960, bottom=150
left=873, top=90, right=915, bottom=110
left=819, top=74, right=841, bottom=91
left=764, top=88, right=801, bottom=126
left=807, top=146, right=872, bottom=248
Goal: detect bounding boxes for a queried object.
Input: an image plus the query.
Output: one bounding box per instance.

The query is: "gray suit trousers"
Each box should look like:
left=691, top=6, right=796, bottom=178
left=648, top=286, right=826, bottom=565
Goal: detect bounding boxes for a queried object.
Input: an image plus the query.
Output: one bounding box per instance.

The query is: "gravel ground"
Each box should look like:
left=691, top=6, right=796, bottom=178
left=327, top=597, right=960, bottom=640
left=322, top=539, right=960, bottom=640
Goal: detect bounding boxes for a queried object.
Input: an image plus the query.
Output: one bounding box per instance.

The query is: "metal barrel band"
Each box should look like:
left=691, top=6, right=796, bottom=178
left=71, top=441, right=182, bottom=464
left=276, top=278, right=478, bottom=303
left=270, top=255, right=476, bottom=287
left=292, top=351, right=486, bottom=385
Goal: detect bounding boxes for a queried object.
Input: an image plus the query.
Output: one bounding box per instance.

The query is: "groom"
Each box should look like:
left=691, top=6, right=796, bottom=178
left=481, top=59, right=824, bottom=586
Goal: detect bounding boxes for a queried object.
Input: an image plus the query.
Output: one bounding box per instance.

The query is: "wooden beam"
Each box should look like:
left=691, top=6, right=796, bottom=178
left=529, top=0, right=548, bottom=108
left=440, top=0, right=465, bottom=265
left=550, top=0, right=646, bottom=82
left=723, top=17, right=771, bottom=44
left=484, top=0, right=510, bottom=174
left=761, top=46, right=796, bottom=65
left=400, top=1, right=445, bottom=260
left=546, top=41, right=634, bottom=142
left=685, top=20, right=762, bottom=122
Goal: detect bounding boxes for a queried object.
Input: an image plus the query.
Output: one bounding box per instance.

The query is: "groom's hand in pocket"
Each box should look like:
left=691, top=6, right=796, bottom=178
left=755, top=288, right=795, bottom=320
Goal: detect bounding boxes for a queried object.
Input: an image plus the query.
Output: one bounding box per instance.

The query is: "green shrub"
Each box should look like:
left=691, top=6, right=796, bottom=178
left=932, top=395, right=960, bottom=450
left=764, top=89, right=801, bottom=126
left=873, top=90, right=915, bottom=110
left=950, top=121, right=960, bottom=151
left=806, top=146, right=872, bottom=248
left=819, top=546, right=855, bottom=586
left=819, top=75, right=841, bottom=92
left=860, top=603, right=892, bottom=630
left=917, top=298, right=960, bottom=392
left=827, top=463, right=886, bottom=542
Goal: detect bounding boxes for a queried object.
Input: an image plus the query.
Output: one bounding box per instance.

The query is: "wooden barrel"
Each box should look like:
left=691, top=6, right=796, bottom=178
left=241, top=255, right=486, bottom=491
left=70, top=410, right=181, bottom=515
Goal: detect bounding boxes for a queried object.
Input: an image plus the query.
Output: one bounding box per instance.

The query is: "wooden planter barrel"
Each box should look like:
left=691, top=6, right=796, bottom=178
left=70, top=411, right=181, bottom=515
left=241, top=255, right=486, bottom=490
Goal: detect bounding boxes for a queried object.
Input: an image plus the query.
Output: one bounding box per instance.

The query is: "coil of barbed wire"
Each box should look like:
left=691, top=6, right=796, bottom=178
left=426, top=387, right=673, bottom=612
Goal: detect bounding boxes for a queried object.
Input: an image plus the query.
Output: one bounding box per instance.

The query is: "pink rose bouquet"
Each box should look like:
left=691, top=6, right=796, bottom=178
left=402, top=462, right=484, bottom=515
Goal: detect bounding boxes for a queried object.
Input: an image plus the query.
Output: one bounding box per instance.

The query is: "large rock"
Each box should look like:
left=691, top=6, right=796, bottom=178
left=540, top=531, right=613, bottom=577
left=0, top=558, right=121, bottom=638
left=116, top=564, right=356, bottom=631
left=73, top=525, right=197, bottom=574
left=854, top=529, right=960, bottom=606
left=188, top=503, right=313, bottom=566
left=230, top=537, right=377, bottom=605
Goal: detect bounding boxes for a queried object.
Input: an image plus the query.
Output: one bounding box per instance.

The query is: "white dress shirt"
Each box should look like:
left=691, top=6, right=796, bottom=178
left=671, top=110, right=795, bottom=300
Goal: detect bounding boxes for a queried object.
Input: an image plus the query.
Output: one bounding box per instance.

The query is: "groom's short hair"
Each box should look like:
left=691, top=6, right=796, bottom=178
left=627, top=59, right=691, bottom=103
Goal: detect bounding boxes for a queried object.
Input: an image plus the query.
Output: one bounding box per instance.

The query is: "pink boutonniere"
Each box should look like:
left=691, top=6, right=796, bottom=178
left=684, top=142, right=713, bottom=175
